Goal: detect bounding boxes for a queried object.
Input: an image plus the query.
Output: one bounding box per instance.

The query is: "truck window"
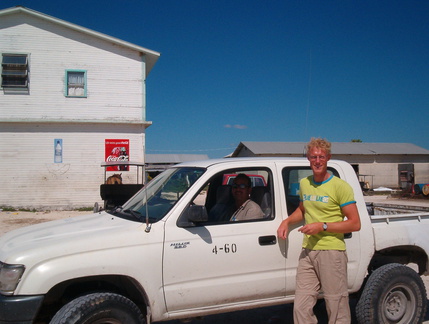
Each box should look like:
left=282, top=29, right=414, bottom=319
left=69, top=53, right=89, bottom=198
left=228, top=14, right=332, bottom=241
left=180, top=168, right=273, bottom=226
left=282, top=167, right=339, bottom=215
left=121, top=167, right=205, bottom=222
left=223, top=174, right=267, bottom=187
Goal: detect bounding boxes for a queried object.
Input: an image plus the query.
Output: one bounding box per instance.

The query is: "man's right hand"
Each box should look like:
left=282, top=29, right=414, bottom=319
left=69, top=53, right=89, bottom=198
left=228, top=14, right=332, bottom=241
left=277, top=220, right=289, bottom=240
left=277, top=203, right=305, bottom=240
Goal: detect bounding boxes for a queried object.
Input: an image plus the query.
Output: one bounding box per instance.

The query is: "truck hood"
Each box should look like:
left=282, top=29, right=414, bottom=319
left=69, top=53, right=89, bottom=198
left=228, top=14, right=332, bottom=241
left=0, top=212, right=148, bottom=264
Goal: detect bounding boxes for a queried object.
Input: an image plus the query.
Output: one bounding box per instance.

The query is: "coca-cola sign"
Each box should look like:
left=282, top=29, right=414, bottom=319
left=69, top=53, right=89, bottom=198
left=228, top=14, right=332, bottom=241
left=106, top=155, right=129, bottom=162
left=105, top=139, right=129, bottom=171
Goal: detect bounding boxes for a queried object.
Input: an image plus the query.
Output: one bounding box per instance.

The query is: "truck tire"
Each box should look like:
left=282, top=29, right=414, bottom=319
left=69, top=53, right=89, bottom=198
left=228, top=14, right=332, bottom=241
left=356, top=263, right=427, bottom=324
left=50, top=292, right=145, bottom=324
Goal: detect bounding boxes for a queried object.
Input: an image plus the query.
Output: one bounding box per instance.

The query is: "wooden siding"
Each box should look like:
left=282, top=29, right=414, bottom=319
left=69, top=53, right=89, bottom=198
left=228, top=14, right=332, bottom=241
left=0, top=13, right=147, bottom=122
left=0, top=10, right=156, bottom=209
left=0, top=123, right=146, bottom=210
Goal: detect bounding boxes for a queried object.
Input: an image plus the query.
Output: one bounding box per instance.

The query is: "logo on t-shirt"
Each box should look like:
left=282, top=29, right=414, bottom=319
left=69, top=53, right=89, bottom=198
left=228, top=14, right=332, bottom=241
left=302, top=194, right=329, bottom=203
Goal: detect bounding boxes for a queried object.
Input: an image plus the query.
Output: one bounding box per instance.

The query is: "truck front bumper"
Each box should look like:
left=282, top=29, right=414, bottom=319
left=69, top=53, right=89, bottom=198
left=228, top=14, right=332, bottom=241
left=0, top=294, right=44, bottom=324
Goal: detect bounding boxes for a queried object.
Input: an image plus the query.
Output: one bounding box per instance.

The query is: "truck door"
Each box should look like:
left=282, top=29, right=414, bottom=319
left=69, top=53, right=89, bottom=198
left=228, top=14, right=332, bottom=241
left=162, top=167, right=287, bottom=313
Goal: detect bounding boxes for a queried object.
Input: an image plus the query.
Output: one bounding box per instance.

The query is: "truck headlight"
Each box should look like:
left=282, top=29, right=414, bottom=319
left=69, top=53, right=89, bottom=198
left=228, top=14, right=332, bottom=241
left=0, top=261, right=25, bottom=295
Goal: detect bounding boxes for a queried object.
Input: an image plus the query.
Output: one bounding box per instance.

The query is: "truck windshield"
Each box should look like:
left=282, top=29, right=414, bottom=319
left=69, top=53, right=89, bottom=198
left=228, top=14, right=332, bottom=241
left=118, top=167, right=205, bottom=223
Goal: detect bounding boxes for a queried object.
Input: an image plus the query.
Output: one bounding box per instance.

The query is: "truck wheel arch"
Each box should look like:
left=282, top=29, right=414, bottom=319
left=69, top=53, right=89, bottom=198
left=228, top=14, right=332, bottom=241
left=369, top=246, right=428, bottom=275
left=37, top=275, right=150, bottom=322
left=50, top=292, right=145, bottom=324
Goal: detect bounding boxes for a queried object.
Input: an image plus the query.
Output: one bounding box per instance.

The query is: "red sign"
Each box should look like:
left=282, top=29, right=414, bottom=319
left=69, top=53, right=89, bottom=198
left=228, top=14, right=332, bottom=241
left=105, top=139, right=129, bottom=171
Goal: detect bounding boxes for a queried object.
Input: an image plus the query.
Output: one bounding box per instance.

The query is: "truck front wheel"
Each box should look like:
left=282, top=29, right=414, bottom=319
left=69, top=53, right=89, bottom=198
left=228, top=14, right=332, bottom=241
left=356, top=263, right=427, bottom=324
left=50, top=292, right=145, bottom=324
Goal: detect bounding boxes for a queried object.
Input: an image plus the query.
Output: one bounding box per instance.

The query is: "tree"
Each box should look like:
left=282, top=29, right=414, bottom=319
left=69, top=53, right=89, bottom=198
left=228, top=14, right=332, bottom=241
left=351, top=139, right=362, bottom=143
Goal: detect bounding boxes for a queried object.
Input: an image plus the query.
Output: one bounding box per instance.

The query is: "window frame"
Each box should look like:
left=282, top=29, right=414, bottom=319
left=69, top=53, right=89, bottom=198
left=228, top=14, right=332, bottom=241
left=65, top=69, right=87, bottom=98
left=1, top=53, right=30, bottom=93
left=178, top=167, right=274, bottom=227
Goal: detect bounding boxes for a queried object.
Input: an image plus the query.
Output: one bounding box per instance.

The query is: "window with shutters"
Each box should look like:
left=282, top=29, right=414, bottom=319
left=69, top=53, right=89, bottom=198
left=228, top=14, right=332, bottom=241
left=1, top=54, right=29, bottom=93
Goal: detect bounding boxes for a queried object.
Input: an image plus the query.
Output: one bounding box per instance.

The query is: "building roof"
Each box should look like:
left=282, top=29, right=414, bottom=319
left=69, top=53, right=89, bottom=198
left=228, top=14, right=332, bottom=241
left=146, top=154, right=209, bottom=164
left=145, top=154, right=209, bottom=172
left=0, top=6, right=160, bottom=76
left=232, top=141, right=429, bottom=157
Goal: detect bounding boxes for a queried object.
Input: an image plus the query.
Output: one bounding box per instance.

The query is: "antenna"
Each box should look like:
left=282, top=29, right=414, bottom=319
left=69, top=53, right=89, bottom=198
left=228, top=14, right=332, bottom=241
left=143, top=144, right=151, bottom=233
left=305, top=49, right=312, bottom=139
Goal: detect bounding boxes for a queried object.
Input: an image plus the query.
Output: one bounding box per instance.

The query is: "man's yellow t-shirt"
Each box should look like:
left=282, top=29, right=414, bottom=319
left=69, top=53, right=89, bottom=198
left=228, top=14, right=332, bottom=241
left=299, top=175, right=356, bottom=251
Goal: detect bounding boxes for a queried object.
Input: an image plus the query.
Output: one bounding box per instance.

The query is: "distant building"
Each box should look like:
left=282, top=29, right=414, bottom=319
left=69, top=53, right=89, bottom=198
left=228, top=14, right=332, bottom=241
left=146, top=154, right=209, bottom=178
left=231, top=141, right=429, bottom=190
left=0, top=6, right=160, bottom=209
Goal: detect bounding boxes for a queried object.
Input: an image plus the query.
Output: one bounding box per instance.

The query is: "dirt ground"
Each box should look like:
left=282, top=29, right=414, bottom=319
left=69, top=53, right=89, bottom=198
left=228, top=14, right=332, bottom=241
left=0, top=209, right=89, bottom=236
left=2, top=195, right=428, bottom=236
left=1, top=196, right=429, bottom=323
left=0, top=196, right=429, bottom=236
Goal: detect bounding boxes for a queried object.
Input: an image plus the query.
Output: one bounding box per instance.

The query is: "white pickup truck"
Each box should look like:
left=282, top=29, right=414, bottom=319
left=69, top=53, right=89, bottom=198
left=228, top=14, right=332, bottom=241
left=1, top=158, right=429, bottom=324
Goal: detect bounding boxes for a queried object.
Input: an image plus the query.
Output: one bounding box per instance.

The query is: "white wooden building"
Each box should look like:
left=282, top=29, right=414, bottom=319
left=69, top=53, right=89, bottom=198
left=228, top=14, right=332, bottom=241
left=0, top=6, right=160, bottom=210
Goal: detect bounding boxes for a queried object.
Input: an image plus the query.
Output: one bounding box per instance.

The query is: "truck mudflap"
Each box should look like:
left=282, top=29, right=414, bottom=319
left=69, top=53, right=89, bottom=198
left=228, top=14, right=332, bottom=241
left=0, top=294, right=44, bottom=324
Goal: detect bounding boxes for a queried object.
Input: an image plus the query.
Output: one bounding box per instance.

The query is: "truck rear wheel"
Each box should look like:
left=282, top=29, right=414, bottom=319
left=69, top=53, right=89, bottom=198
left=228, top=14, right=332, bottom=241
left=50, top=292, right=145, bottom=324
left=356, top=263, right=427, bottom=324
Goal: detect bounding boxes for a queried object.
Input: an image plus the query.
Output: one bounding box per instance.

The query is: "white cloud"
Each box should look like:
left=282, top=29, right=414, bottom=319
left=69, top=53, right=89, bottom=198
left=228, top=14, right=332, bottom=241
left=224, top=124, right=247, bottom=129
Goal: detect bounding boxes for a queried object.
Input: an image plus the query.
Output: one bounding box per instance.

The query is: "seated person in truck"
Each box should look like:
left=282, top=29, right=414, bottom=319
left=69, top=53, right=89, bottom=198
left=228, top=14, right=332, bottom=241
left=230, top=174, right=265, bottom=221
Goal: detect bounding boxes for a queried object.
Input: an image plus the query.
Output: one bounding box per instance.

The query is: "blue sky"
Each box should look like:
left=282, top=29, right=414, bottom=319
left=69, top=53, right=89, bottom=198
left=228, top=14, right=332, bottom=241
left=3, top=0, right=429, bottom=158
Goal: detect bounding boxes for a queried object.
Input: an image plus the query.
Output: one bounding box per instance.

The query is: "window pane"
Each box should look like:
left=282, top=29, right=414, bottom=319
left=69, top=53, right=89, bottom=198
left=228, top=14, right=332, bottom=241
left=182, top=168, right=272, bottom=225
left=2, top=55, right=27, bottom=66
left=68, top=72, right=85, bottom=86
left=67, top=71, right=86, bottom=96
left=1, top=54, right=29, bottom=89
left=2, top=78, right=27, bottom=87
left=2, top=70, right=27, bottom=76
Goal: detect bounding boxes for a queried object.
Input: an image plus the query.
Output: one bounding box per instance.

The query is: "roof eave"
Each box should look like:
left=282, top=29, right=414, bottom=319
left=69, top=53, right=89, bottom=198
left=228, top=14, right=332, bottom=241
left=1, top=6, right=160, bottom=76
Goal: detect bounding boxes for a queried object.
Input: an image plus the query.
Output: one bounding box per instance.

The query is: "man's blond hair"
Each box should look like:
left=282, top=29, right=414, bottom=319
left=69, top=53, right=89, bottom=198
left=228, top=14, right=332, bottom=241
left=306, top=138, right=332, bottom=156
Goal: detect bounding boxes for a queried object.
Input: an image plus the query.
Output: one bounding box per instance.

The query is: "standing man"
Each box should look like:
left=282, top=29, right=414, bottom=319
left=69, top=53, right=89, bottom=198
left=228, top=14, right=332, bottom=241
left=277, top=138, right=361, bottom=323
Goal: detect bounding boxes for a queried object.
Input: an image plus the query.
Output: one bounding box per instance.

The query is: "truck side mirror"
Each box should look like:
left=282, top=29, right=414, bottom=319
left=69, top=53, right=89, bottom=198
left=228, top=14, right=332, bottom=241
left=178, top=205, right=209, bottom=227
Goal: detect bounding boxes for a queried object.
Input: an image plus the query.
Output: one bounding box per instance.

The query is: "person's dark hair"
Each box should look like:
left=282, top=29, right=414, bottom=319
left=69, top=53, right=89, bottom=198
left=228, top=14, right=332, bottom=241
left=234, top=173, right=251, bottom=187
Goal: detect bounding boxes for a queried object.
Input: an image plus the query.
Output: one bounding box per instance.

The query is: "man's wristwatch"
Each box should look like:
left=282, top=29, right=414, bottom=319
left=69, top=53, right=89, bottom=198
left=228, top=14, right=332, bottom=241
left=323, top=222, right=328, bottom=231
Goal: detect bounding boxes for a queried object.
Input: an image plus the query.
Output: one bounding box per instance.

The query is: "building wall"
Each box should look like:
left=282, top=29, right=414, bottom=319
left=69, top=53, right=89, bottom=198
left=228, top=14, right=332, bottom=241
left=358, top=162, right=429, bottom=189
left=414, top=163, right=429, bottom=184
left=0, top=13, right=146, bottom=121
left=0, top=12, right=152, bottom=210
left=358, top=163, right=398, bottom=188
left=0, top=123, right=146, bottom=210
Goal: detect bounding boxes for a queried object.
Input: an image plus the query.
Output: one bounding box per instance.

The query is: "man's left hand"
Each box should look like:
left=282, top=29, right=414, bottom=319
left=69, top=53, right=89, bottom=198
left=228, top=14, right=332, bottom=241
left=298, top=222, right=323, bottom=235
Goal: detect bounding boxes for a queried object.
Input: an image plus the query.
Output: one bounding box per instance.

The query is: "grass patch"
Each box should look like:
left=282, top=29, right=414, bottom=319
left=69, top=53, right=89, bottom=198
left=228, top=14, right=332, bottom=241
left=76, top=207, right=93, bottom=212
left=0, top=206, right=93, bottom=212
left=0, top=206, right=37, bottom=212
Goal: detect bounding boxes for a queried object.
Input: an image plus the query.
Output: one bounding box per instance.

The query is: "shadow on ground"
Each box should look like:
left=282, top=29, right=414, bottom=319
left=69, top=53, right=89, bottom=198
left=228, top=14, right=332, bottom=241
left=164, top=297, right=429, bottom=324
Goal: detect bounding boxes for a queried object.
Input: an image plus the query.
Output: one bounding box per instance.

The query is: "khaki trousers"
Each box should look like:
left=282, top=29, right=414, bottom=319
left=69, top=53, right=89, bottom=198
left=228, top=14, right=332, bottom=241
left=294, top=249, right=350, bottom=324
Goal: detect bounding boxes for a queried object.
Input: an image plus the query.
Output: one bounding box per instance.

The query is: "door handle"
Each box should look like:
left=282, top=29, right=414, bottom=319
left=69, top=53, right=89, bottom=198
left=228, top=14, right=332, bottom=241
left=259, top=235, right=277, bottom=246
